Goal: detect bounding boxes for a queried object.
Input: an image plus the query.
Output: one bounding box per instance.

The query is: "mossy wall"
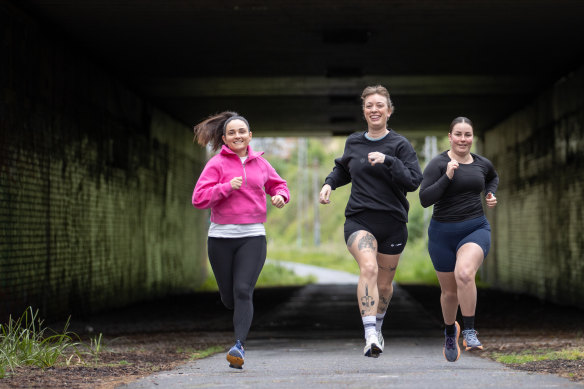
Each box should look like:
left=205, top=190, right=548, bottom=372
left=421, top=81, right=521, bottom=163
left=0, top=3, right=208, bottom=320
left=483, top=66, right=584, bottom=307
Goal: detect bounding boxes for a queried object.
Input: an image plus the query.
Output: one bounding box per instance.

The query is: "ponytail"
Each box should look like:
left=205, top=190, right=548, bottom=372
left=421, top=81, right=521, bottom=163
left=193, top=111, right=239, bottom=151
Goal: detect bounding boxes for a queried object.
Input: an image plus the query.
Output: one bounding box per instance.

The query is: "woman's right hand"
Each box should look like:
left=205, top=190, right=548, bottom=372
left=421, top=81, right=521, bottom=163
left=446, top=160, right=459, bottom=180
left=230, top=176, right=243, bottom=190
left=319, top=184, right=332, bottom=204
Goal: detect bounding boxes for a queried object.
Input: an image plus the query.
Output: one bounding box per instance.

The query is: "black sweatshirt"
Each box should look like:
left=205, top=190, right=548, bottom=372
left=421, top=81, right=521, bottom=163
left=324, top=131, right=423, bottom=222
left=419, top=151, right=499, bottom=222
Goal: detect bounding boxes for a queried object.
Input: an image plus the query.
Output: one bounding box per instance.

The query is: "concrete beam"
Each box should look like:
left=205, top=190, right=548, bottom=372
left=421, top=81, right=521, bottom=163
left=141, top=75, right=539, bottom=98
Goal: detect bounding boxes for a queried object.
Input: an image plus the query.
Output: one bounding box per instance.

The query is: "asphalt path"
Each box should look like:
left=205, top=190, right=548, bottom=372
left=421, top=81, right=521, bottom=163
left=121, top=337, right=580, bottom=388
left=267, top=259, right=360, bottom=284
left=119, top=262, right=582, bottom=388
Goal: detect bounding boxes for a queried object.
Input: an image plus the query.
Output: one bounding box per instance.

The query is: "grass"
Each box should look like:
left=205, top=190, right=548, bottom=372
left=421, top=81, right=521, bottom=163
left=0, top=307, right=78, bottom=377
left=491, top=347, right=584, bottom=364
left=267, top=243, right=358, bottom=275
left=267, top=237, right=439, bottom=285
left=0, top=307, right=107, bottom=378
left=188, top=345, right=225, bottom=360
left=393, top=239, right=439, bottom=285
left=87, top=332, right=103, bottom=364
left=196, top=261, right=317, bottom=292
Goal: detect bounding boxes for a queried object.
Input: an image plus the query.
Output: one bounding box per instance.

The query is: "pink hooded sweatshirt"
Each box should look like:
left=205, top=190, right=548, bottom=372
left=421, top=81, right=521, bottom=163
left=192, top=145, right=290, bottom=224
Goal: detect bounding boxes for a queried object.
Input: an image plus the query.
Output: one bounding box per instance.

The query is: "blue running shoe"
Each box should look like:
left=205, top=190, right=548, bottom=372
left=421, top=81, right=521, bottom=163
left=443, top=322, right=461, bottom=362
left=227, top=340, right=245, bottom=369
left=462, top=329, right=483, bottom=351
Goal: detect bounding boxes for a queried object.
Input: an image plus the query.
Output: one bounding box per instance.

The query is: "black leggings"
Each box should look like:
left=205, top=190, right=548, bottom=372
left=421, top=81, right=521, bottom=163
left=207, top=236, right=267, bottom=343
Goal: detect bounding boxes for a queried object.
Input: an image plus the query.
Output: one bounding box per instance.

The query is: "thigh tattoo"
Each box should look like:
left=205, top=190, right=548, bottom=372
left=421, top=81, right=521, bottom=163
left=378, top=264, right=397, bottom=272
left=358, top=233, right=377, bottom=252
left=347, top=231, right=359, bottom=247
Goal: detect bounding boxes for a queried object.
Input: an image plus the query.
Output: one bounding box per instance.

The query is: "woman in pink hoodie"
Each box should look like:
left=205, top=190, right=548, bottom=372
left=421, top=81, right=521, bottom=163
left=192, top=111, right=290, bottom=369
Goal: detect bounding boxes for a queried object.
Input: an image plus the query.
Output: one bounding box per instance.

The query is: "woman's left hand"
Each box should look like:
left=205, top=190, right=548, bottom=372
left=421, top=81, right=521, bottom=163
left=368, top=152, right=386, bottom=166
left=271, top=195, right=285, bottom=208
left=486, top=192, right=497, bottom=208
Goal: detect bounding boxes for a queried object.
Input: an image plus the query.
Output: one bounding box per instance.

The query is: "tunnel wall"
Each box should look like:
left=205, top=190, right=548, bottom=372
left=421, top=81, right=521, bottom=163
left=483, top=65, right=584, bottom=308
left=0, top=4, right=208, bottom=320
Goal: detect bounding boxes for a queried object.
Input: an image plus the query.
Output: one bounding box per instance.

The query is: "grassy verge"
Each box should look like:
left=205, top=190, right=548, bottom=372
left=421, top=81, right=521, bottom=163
left=0, top=307, right=104, bottom=378
left=267, top=238, right=439, bottom=285
left=267, top=243, right=358, bottom=274
left=393, top=239, right=438, bottom=285
left=489, top=347, right=584, bottom=364
left=196, top=261, right=317, bottom=292
left=0, top=307, right=228, bottom=384
left=184, top=345, right=225, bottom=361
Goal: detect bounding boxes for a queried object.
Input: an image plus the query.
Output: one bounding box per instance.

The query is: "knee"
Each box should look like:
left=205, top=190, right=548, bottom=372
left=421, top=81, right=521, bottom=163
left=360, top=261, right=378, bottom=280
left=221, top=296, right=234, bottom=310
left=455, top=268, right=475, bottom=286
left=441, top=289, right=457, bottom=303
left=233, top=284, right=253, bottom=303
left=378, top=283, right=393, bottom=298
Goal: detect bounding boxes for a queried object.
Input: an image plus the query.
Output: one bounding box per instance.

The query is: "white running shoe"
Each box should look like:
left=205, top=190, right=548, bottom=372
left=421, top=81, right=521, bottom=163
left=363, top=333, right=382, bottom=358
left=377, top=331, right=385, bottom=353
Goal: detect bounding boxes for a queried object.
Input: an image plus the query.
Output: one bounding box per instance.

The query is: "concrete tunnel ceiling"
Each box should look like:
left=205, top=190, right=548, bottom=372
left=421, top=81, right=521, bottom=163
left=15, top=0, right=584, bottom=137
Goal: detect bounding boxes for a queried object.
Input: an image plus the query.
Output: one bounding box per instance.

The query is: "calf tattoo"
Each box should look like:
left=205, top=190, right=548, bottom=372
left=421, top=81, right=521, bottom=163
left=378, top=295, right=390, bottom=312
left=360, top=284, right=375, bottom=315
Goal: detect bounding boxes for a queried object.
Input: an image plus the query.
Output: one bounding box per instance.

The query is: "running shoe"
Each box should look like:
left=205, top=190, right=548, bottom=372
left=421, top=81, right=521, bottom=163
left=377, top=331, right=385, bottom=353
left=462, top=329, right=484, bottom=351
left=226, top=340, right=245, bottom=369
left=443, top=322, right=461, bottom=362
left=364, top=333, right=382, bottom=358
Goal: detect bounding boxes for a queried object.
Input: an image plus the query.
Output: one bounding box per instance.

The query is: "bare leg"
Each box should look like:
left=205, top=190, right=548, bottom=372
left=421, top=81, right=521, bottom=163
left=347, top=230, right=379, bottom=317
left=437, top=270, right=462, bottom=362
left=348, top=230, right=385, bottom=357
left=435, top=271, right=458, bottom=325
left=376, top=253, right=401, bottom=314
left=454, top=243, right=484, bottom=317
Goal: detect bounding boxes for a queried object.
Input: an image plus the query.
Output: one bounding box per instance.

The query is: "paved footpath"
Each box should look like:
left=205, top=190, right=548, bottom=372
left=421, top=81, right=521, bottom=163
left=119, top=277, right=582, bottom=388
left=120, top=336, right=581, bottom=388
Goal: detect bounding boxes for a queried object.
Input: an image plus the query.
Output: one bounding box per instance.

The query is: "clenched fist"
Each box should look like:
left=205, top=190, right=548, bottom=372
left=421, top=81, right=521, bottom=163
left=319, top=184, right=332, bottom=204
left=230, top=176, right=243, bottom=190
left=271, top=195, right=285, bottom=208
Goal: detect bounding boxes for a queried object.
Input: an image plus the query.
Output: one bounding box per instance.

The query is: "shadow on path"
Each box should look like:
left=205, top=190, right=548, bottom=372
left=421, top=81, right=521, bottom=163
left=114, top=283, right=584, bottom=389
left=60, top=281, right=584, bottom=340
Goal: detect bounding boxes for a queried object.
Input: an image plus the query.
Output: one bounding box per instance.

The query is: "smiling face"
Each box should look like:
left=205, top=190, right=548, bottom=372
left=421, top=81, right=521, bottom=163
left=449, top=122, right=474, bottom=156
left=222, top=119, right=252, bottom=157
left=363, top=93, right=392, bottom=130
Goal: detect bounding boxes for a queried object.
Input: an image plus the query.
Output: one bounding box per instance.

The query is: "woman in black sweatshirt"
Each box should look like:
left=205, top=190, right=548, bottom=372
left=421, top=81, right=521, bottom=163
left=320, top=85, right=423, bottom=358
left=419, top=116, right=498, bottom=363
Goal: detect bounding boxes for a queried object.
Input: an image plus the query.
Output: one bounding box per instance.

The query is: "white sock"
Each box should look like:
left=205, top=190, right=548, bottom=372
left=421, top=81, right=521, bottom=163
left=376, top=312, right=386, bottom=333
left=362, top=316, right=376, bottom=339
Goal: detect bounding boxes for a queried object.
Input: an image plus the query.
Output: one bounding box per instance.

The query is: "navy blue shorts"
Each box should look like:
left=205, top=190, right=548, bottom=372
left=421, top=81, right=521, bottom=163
left=428, top=215, right=491, bottom=272
left=344, top=211, right=408, bottom=255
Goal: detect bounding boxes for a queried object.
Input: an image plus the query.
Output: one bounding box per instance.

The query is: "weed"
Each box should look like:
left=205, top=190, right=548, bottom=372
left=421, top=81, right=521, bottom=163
left=189, top=345, right=224, bottom=360
left=0, top=307, right=79, bottom=377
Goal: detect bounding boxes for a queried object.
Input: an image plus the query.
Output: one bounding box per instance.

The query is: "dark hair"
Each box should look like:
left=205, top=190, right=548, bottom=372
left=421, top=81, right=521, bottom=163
left=361, top=85, right=395, bottom=112
left=193, top=111, right=249, bottom=152
left=449, top=117, right=474, bottom=133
